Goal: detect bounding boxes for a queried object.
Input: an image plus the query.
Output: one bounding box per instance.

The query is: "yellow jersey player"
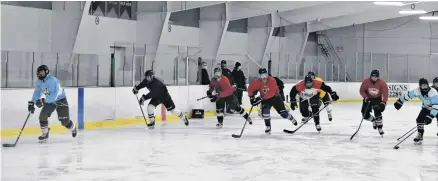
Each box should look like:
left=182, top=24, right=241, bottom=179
left=308, top=71, right=333, bottom=121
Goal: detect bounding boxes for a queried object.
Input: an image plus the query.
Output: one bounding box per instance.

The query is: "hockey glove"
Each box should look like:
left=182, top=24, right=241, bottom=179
left=132, top=87, right=139, bottom=94
left=28, top=101, right=35, bottom=114
left=210, top=96, right=218, bottom=102
left=425, top=115, right=433, bottom=125
left=139, top=94, right=151, bottom=105
left=290, top=101, right=297, bottom=111
left=379, top=102, right=386, bottom=112
left=36, top=98, right=45, bottom=108
left=330, top=91, right=339, bottom=101
left=394, top=99, right=403, bottom=110
left=250, top=96, right=262, bottom=106
left=206, top=90, right=213, bottom=98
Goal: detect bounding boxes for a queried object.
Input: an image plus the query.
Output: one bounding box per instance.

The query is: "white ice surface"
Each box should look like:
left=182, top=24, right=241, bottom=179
left=1, top=103, right=438, bottom=181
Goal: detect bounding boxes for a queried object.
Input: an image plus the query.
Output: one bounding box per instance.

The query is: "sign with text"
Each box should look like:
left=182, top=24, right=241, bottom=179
left=387, top=83, right=410, bottom=98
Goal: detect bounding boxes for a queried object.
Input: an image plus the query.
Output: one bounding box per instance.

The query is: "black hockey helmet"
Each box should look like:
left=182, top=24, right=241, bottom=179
left=370, top=69, right=380, bottom=77
left=370, top=69, right=380, bottom=83
left=308, top=71, right=316, bottom=79
left=304, top=75, right=313, bottom=89
left=433, top=77, right=438, bottom=84
left=144, top=70, right=154, bottom=81
left=213, top=67, right=222, bottom=79
left=235, top=62, right=241, bottom=67
left=37, top=65, right=50, bottom=80
left=220, top=60, right=227, bottom=69
left=419, top=78, right=430, bottom=92
left=258, top=68, right=267, bottom=74
left=258, top=68, right=268, bottom=82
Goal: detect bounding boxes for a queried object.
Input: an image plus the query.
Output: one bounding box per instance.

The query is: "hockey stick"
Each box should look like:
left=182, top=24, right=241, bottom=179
left=283, top=101, right=332, bottom=134
left=196, top=96, right=208, bottom=101
left=135, top=94, right=149, bottom=126
left=2, top=113, right=31, bottom=148
left=350, top=102, right=371, bottom=140
left=397, top=126, right=417, bottom=141
left=232, top=106, right=255, bottom=138
left=393, top=129, right=417, bottom=149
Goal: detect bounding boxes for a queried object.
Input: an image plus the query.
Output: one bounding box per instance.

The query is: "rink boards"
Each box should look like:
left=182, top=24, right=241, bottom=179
left=0, top=82, right=420, bottom=137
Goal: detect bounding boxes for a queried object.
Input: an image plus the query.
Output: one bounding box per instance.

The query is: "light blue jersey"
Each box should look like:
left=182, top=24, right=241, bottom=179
left=399, top=87, right=438, bottom=117
left=31, top=74, right=66, bottom=104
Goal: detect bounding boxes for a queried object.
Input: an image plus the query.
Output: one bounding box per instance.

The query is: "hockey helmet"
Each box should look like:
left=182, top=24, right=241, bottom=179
left=144, top=70, right=154, bottom=81
left=433, top=77, right=438, bottom=84
left=37, top=65, right=50, bottom=80
left=258, top=68, right=268, bottom=82
left=213, top=67, right=222, bottom=79
left=220, top=60, right=227, bottom=68
left=304, top=75, right=313, bottom=89
left=307, top=71, right=316, bottom=79
left=370, top=69, right=380, bottom=77
left=370, top=69, right=380, bottom=83
left=419, top=78, right=430, bottom=93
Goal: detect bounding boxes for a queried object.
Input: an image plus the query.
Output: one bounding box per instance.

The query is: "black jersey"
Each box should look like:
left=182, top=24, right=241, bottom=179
left=135, top=77, right=170, bottom=101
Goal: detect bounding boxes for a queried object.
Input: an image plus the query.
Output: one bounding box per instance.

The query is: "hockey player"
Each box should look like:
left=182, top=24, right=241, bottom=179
left=308, top=71, right=333, bottom=121
left=268, top=73, right=285, bottom=101
left=133, top=70, right=189, bottom=129
left=394, top=78, right=438, bottom=143
left=220, top=60, right=236, bottom=113
left=248, top=68, right=298, bottom=135
left=231, top=62, right=247, bottom=105
left=29, top=65, right=77, bottom=142
left=359, top=70, right=388, bottom=135
left=207, top=67, right=251, bottom=128
left=433, top=77, right=438, bottom=136
left=289, top=75, right=339, bottom=132
left=257, top=73, right=287, bottom=118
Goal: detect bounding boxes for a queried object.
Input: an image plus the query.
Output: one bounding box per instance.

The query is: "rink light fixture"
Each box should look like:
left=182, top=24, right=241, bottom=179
left=419, top=16, right=438, bottom=20
left=398, top=10, right=427, bottom=14
left=373, top=2, right=404, bottom=6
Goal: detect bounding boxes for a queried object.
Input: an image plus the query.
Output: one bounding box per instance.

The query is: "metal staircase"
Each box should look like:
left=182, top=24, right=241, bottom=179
left=316, top=32, right=351, bottom=81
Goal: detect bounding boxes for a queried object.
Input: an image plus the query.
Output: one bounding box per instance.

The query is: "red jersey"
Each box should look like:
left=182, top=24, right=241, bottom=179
left=248, top=76, right=279, bottom=100
left=209, top=76, right=235, bottom=98
left=359, top=78, right=388, bottom=102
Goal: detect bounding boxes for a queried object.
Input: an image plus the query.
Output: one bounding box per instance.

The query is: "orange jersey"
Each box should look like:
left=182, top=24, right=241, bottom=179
left=248, top=76, right=279, bottom=100
left=290, top=79, right=332, bottom=100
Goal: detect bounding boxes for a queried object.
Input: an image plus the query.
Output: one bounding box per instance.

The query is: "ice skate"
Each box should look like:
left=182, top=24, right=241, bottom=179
left=147, top=121, right=155, bottom=129
left=302, top=117, right=310, bottom=123
left=265, top=126, right=271, bottom=135
left=246, top=116, right=253, bottom=125
left=38, top=128, right=50, bottom=143
left=327, top=110, right=333, bottom=121
left=366, top=115, right=375, bottom=122
left=216, top=122, right=223, bottom=129
left=413, top=132, right=423, bottom=145
left=378, top=128, right=384, bottom=136
left=315, top=124, right=321, bottom=132
left=183, top=117, right=189, bottom=126
left=372, top=120, right=377, bottom=130
left=289, top=117, right=297, bottom=126
left=71, top=126, right=77, bottom=138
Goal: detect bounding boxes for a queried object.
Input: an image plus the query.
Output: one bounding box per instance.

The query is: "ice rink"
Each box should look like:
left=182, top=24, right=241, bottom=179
left=1, top=102, right=437, bottom=181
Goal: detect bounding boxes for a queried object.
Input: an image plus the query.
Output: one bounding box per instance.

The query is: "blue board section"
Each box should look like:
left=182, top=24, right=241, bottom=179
left=78, top=88, right=84, bottom=130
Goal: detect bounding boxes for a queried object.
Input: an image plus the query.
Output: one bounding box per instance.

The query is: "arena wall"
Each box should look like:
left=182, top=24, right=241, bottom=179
left=0, top=82, right=418, bottom=137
